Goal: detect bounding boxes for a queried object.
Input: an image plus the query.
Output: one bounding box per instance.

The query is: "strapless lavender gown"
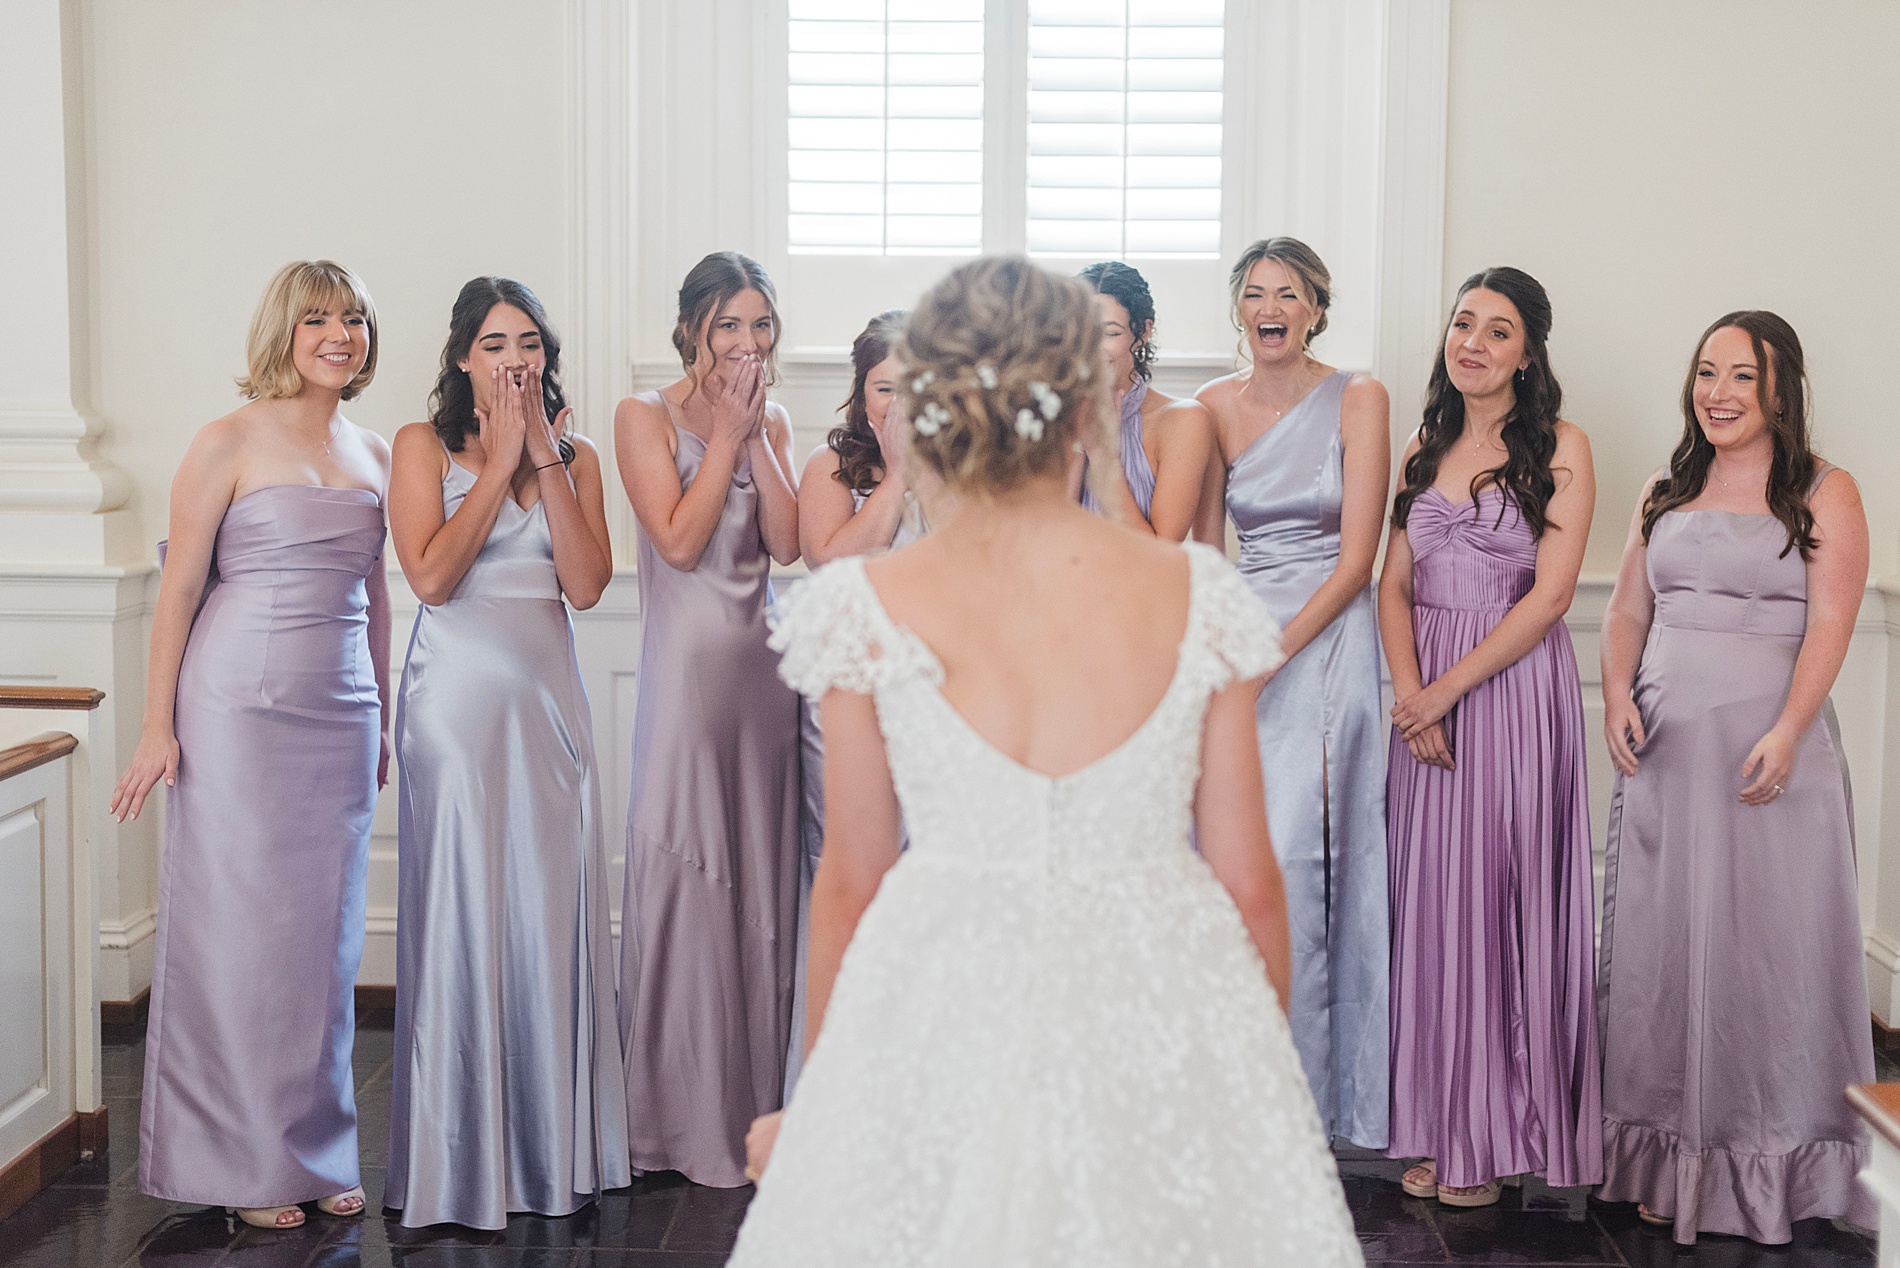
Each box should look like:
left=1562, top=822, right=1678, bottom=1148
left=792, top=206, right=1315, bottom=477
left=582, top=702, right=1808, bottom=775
left=620, top=425, right=800, bottom=1188
left=1385, top=485, right=1602, bottom=1189
left=386, top=459, right=630, bottom=1229
left=1598, top=475, right=1875, bottom=1243
left=1226, top=371, right=1389, bottom=1148
left=140, top=485, right=383, bottom=1208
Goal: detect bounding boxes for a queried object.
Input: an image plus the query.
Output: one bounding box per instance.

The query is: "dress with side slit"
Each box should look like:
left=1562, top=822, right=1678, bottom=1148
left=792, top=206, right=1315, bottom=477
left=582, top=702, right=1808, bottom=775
left=1224, top=370, right=1389, bottom=1148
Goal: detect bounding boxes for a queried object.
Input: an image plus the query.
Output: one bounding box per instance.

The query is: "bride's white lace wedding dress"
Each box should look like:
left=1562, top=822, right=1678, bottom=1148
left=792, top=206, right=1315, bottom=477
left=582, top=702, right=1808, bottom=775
left=729, top=543, right=1362, bottom=1267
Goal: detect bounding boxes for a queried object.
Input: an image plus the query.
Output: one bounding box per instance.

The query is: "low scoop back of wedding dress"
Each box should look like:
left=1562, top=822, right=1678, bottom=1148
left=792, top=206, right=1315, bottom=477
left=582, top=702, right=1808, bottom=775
left=730, top=541, right=1364, bottom=1268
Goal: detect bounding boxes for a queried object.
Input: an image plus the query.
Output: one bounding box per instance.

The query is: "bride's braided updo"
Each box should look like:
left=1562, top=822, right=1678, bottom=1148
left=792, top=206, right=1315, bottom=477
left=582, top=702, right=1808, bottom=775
left=897, top=256, right=1113, bottom=493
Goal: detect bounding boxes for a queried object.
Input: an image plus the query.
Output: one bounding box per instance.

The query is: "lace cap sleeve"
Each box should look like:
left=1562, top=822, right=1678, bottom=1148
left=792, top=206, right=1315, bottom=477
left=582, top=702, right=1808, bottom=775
left=768, top=558, right=891, bottom=699
left=1185, top=542, right=1286, bottom=687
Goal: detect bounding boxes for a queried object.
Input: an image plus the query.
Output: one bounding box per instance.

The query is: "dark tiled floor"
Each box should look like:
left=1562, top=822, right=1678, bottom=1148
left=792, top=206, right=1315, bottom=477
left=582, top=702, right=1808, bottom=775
left=3, top=1028, right=1888, bottom=1267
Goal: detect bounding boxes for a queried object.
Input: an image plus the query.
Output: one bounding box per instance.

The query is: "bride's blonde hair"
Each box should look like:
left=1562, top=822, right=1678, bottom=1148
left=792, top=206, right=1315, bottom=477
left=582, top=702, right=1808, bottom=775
left=898, top=256, right=1113, bottom=494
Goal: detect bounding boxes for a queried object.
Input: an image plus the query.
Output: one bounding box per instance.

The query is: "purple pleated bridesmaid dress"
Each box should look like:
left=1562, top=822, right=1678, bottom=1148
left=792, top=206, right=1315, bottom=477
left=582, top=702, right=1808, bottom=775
left=620, top=415, right=800, bottom=1188
left=141, top=485, right=384, bottom=1208
left=1385, top=485, right=1603, bottom=1190
left=1597, top=466, right=1875, bottom=1243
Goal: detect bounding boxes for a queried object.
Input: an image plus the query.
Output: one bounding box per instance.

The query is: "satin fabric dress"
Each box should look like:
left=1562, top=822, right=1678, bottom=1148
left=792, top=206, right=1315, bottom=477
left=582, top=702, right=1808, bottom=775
left=1385, top=485, right=1602, bottom=1190
left=386, top=457, right=630, bottom=1229
left=620, top=421, right=801, bottom=1188
left=785, top=472, right=926, bottom=1098
left=1597, top=472, right=1875, bottom=1243
left=1225, top=371, right=1389, bottom=1148
left=1079, top=381, right=1156, bottom=519
left=140, top=485, right=382, bottom=1207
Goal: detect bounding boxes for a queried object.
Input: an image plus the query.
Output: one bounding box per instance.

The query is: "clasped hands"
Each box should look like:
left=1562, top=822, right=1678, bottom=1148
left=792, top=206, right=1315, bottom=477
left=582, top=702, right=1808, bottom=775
left=1392, top=679, right=1458, bottom=771
left=710, top=353, right=770, bottom=451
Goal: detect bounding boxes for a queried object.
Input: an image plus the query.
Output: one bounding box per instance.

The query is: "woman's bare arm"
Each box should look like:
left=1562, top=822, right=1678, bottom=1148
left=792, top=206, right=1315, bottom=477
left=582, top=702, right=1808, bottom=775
left=1195, top=675, right=1292, bottom=1008
left=800, top=447, right=907, bottom=565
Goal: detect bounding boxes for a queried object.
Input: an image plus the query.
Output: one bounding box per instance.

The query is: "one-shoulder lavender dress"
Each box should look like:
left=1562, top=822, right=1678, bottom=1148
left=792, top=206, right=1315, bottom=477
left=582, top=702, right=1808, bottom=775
left=386, top=456, right=630, bottom=1229
left=1385, top=485, right=1602, bottom=1190
left=140, top=485, right=383, bottom=1208
left=1598, top=471, right=1875, bottom=1243
left=1225, top=371, right=1389, bottom=1148
left=1080, top=381, right=1158, bottom=520
left=620, top=421, right=800, bottom=1188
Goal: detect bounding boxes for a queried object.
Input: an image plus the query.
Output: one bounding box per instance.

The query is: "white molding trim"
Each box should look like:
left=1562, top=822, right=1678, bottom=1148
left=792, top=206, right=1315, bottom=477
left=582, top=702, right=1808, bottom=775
left=1372, top=0, right=1451, bottom=425
left=97, top=906, right=155, bottom=953
left=566, top=0, right=635, bottom=558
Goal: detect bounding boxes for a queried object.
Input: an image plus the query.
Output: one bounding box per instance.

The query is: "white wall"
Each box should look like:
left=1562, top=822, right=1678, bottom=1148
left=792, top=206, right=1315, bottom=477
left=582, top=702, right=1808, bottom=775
left=1442, top=1, right=1900, bottom=575
left=1441, top=0, right=1900, bottom=1016
left=14, top=0, right=1900, bottom=1005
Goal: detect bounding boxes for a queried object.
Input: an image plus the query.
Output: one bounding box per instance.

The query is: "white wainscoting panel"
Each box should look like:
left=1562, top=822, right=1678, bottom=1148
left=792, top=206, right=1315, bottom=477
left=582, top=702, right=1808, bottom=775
left=0, top=756, right=76, bottom=1170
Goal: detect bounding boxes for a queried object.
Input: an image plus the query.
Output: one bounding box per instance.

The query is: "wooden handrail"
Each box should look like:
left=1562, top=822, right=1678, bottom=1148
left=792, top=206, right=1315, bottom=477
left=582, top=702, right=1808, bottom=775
left=1848, top=1083, right=1900, bottom=1151
left=0, top=732, right=78, bottom=782
left=0, top=686, right=104, bottom=711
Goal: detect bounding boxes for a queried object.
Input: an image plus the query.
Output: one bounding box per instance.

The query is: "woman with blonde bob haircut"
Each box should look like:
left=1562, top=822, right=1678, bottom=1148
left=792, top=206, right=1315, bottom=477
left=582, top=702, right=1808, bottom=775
left=112, top=260, right=393, bottom=1230
left=728, top=257, right=1361, bottom=1266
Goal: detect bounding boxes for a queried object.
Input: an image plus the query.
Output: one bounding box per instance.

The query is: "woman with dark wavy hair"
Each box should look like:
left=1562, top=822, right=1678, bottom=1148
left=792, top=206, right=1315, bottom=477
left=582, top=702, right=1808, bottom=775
left=1596, top=312, right=1873, bottom=1243
left=384, top=276, right=624, bottom=1229
left=785, top=308, right=924, bottom=1097
left=1073, top=261, right=1221, bottom=543
left=1379, top=267, right=1601, bottom=1207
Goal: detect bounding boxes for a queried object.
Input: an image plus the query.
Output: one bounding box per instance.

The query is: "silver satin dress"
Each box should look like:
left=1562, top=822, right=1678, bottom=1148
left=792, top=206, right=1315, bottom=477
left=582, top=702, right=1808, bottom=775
left=621, top=424, right=801, bottom=1188
left=140, top=486, right=382, bottom=1207
left=1225, top=370, right=1390, bottom=1148
left=784, top=472, right=926, bottom=1097
left=387, top=457, right=631, bottom=1229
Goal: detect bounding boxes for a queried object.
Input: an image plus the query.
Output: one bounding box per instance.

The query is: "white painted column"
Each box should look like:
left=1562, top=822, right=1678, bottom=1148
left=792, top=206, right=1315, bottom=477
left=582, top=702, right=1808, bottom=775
left=0, top=0, right=158, bottom=1006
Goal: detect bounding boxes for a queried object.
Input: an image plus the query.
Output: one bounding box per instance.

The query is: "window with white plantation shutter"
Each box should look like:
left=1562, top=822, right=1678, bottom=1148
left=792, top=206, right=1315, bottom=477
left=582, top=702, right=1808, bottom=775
left=786, top=0, right=985, bottom=255
left=1026, top=0, right=1224, bottom=258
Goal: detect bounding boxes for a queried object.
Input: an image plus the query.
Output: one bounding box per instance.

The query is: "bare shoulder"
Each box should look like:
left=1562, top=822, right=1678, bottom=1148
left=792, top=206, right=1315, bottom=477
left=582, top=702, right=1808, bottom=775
left=1553, top=417, right=1592, bottom=456
left=1342, top=372, right=1390, bottom=409
left=392, top=421, right=442, bottom=452
left=615, top=389, right=670, bottom=427
left=1194, top=371, right=1244, bottom=408
left=1813, top=461, right=1863, bottom=512
left=566, top=432, right=602, bottom=464
left=1151, top=394, right=1214, bottom=441
left=801, top=442, right=842, bottom=483
left=764, top=399, right=794, bottom=442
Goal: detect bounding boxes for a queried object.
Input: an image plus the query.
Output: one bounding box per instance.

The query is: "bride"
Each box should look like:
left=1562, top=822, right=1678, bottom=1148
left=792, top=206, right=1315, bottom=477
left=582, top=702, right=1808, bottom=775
left=730, top=257, right=1362, bottom=1266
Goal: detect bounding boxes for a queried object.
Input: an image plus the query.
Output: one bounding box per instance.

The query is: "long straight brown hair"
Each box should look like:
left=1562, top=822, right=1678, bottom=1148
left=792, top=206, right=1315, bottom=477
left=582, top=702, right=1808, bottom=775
left=1641, top=311, right=1818, bottom=559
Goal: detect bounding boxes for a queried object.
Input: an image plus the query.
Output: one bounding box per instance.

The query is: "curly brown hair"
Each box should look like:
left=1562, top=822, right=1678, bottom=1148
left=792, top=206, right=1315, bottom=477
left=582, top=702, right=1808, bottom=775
left=829, top=310, right=908, bottom=496
left=898, top=257, right=1113, bottom=495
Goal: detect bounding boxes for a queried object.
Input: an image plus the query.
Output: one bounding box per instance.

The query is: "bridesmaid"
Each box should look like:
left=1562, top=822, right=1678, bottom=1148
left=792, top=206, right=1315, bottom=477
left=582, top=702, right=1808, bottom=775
left=1074, top=262, right=1222, bottom=544
left=785, top=310, right=922, bottom=1097
left=1597, top=312, right=1875, bottom=1242
left=1198, top=237, right=1390, bottom=1148
left=110, top=260, right=391, bottom=1230
left=384, top=278, right=629, bottom=1229
left=614, top=251, right=802, bottom=1187
left=1381, top=266, right=1600, bottom=1206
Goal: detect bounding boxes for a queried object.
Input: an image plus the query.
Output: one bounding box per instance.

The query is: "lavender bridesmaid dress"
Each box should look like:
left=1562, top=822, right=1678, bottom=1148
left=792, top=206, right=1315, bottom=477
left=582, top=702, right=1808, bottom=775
left=1597, top=468, right=1875, bottom=1243
left=140, top=485, right=383, bottom=1208
left=784, top=475, right=926, bottom=1098
left=620, top=419, right=800, bottom=1188
left=1080, top=381, right=1157, bottom=518
left=1226, top=371, right=1389, bottom=1148
left=386, top=456, right=630, bottom=1229
left=1385, top=485, right=1602, bottom=1190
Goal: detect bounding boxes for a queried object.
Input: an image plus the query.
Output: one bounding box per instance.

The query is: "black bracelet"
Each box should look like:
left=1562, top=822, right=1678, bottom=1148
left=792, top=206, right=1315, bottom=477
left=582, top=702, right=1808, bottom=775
left=534, top=459, right=566, bottom=472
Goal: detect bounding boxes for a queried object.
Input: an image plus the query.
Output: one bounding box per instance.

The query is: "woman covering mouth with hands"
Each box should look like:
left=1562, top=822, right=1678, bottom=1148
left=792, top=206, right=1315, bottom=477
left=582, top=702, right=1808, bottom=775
left=383, top=277, right=626, bottom=1230
left=614, top=250, right=803, bottom=1187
